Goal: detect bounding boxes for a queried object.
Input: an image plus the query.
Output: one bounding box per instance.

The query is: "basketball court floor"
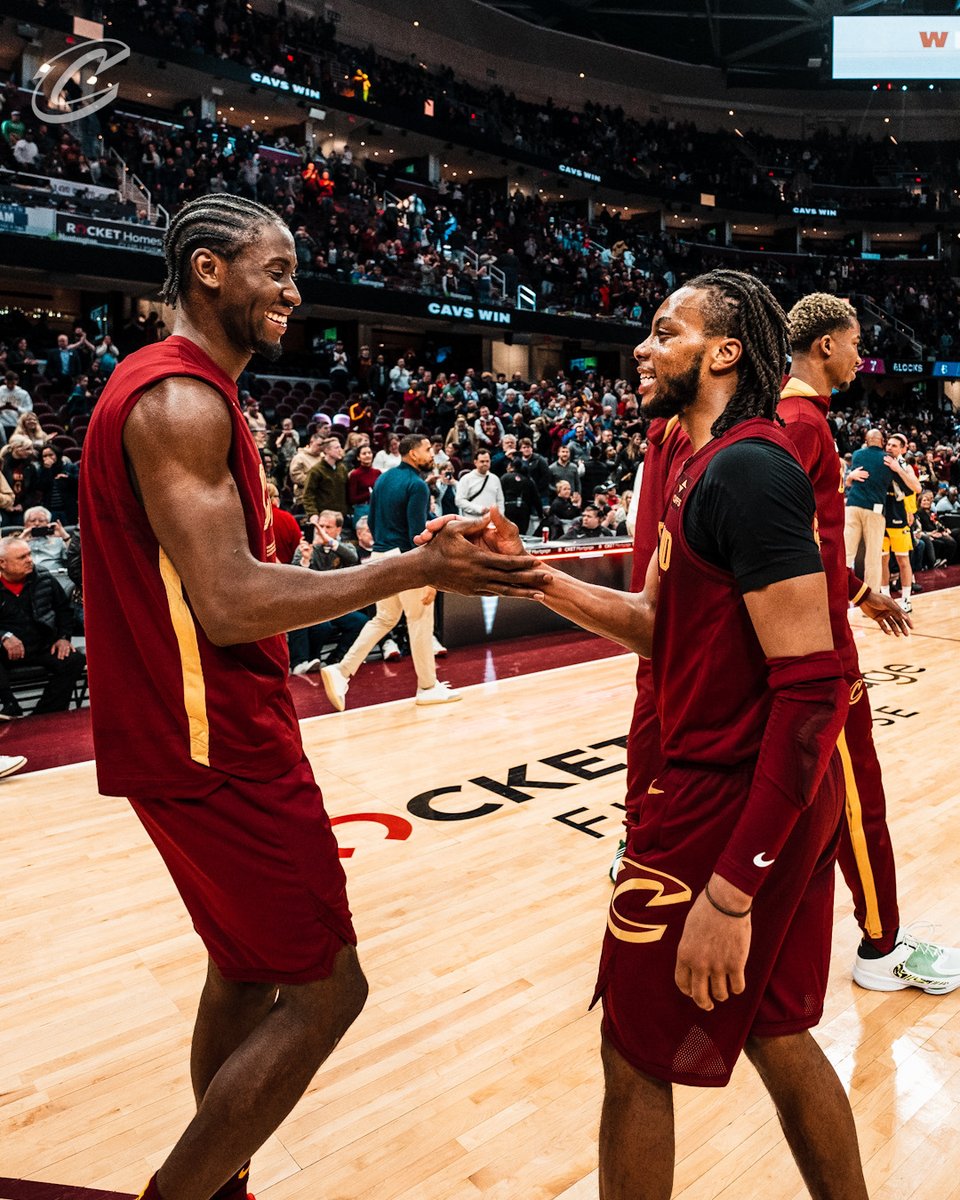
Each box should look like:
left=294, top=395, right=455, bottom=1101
left=3, top=590, right=960, bottom=1200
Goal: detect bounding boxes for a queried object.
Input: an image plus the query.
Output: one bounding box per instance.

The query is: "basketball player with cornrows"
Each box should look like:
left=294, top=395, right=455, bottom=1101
left=79, top=194, right=549, bottom=1200
left=422, top=270, right=869, bottom=1198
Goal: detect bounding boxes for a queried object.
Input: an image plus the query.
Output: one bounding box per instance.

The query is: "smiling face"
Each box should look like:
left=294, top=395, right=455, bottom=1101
left=633, top=288, right=714, bottom=420
left=196, top=221, right=300, bottom=363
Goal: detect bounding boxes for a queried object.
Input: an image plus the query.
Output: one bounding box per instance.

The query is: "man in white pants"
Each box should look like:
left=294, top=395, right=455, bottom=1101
left=843, top=428, right=891, bottom=593
left=321, top=435, right=461, bottom=710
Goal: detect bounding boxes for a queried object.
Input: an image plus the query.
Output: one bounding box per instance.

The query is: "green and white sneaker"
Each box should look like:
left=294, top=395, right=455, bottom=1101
left=853, top=931, right=960, bottom=994
left=609, top=838, right=627, bottom=884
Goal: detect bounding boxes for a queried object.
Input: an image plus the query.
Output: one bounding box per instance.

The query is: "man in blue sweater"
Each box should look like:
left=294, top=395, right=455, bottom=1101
left=321, top=435, right=461, bottom=710
left=843, top=428, right=891, bottom=593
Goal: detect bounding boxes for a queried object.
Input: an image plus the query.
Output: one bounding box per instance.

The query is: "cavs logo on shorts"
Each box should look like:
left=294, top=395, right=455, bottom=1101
left=608, top=859, right=692, bottom=944
left=850, top=679, right=864, bottom=705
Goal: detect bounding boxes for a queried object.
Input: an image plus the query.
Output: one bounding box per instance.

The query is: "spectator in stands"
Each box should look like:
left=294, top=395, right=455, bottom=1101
left=561, top=502, right=618, bottom=541
left=68, top=328, right=96, bottom=374
left=444, top=413, right=477, bottom=466
left=913, top=490, right=957, bottom=569
left=491, top=434, right=518, bottom=476
left=266, top=482, right=300, bottom=565
left=66, top=375, right=95, bottom=421
left=501, top=455, right=542, bottom=536
left=517, top=437, right=552, bottom=502
left=545, top=479, right=581, bottom=539
left=22, top=506, right=71, bottom=593
left=289, top=428, right=325, bottom=505
left=346, top=443, right=379, bottom=522
left=548, top=443, right=580, bottom=497
left=94, top=335, right=121, bottom=379
left=456, top=448, right=504, bottom=517
left=0, top=536, right=85, bottom=718
left=274, top=417, right=301, bottom=472
left=0, top=372, right=32, bottom=445
left=0, top=436, right=40, bottom=528
left=1, top=110, right=25, bottom=146
left=935, top=485, right=959, bottom=515
left=45, top=334, right=82, bottom=386
left=302, top=435, right=348, bottom=518
left=372, top=433, right=401, bottom=473
left=389, top=356, right=411, bottom=395
left=6, top=338, right=39, bottom=384
left=14, top=411, right=50, bottom=451
left=13, top=130, right=39, bottom=168
left=244, top=396, right=267, bottom=434
left=288, top=510, right=370, bottom=674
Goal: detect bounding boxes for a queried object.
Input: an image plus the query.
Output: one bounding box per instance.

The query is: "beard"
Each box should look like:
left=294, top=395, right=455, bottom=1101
left=253, top=336, right=284, bottom=362
left=641, top=354, right=703, bottom=420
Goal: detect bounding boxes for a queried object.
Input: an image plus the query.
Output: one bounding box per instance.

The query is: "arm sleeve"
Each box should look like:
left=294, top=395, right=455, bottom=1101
left=713, top=650, right=848, bottom=896
left=684, top=441, right=823, bottom=592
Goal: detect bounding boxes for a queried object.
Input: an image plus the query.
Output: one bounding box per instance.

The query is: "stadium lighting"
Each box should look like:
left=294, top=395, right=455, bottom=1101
left=87, top=75, right=98, bottom=85
left=37, top=63, right=50, bottom=75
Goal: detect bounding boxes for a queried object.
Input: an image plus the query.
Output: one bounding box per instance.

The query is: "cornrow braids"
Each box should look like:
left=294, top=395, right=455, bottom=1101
left=685, top=269, right=789, bottom=439
left=160, top=193, right=286, bottom=307
left=786, top=292, right=857, bottom=352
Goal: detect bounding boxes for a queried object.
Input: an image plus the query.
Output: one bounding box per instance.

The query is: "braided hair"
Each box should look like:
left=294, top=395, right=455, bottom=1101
left=160, top=194, right=287, bottom=307
left=684, top=269, right=788, bottom=438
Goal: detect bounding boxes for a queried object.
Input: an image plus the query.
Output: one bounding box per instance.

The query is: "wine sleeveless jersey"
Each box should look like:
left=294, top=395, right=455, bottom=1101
left=625, top=416, right=690, bottom=807
left=629, top=416, right=690, bottom=591
left=777, top=379, right=857, bottom=673
left=653, top=418, right=803, bottom=767
left=80, top=335, right=302, bottom=798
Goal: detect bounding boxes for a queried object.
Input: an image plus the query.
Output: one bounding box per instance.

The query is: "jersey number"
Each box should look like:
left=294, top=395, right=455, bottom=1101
left=658, top=528, right=673, bottom=573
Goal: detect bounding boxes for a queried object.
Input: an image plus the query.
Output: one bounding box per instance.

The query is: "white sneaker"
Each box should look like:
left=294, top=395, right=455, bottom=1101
left=382, top=638, right=401, bottom=661
left=853, top=930, right=960, bottom=994
left=898, top=597, right=912, bottom=614
left=320, top=664, right=349, bottom=712
left=609, top=838, right=627, bottom=883
left=0, top=754, right=26, bottom=779
left=415, top=681, right=462, bottom=706
left=432, top=635, right=447, bottom=658
left=292, top=658, right=322, bottom=675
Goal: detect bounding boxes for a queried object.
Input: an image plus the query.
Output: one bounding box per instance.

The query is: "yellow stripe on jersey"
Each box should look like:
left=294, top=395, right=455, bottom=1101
left=158, top=547, right=210, bottom=767
left=836, top=726, right=881, bottom=939
left=850, top=581, right=870, bottom=606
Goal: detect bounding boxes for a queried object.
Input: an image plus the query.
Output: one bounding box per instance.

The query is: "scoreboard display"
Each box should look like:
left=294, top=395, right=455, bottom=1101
left=833, top=15, right=960, bottom=79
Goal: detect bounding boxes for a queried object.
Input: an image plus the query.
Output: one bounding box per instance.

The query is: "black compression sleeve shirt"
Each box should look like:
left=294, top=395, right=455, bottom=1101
left=683, top=439, right=824, bottom=593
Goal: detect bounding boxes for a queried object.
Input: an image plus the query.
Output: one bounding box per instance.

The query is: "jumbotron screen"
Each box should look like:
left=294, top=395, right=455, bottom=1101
left=833, top=15, right=960, bottom=79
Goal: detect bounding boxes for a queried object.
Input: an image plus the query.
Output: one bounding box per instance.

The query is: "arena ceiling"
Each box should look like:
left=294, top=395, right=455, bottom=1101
left=474, top=0, right=954, bottom=76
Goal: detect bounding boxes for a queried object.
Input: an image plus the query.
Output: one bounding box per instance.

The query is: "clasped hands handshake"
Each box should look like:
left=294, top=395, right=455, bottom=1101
left=413, top=506, right=552, bottom=601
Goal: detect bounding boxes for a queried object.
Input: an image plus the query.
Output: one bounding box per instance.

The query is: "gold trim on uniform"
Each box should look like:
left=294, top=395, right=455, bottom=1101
left=836, top=727, right=881, bottom=939
left=158, top=547, right=210, bottom=767
left=850, top=582, right=870, bottom=607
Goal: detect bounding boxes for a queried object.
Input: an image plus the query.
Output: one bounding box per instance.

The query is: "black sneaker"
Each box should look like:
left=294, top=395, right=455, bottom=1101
left=0, top=703, right=24, bottom=720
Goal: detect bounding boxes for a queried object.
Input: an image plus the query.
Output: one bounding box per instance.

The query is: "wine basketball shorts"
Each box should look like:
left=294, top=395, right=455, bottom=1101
left=130, top=754, right=356, bottom=984
left=594, top=754, right=844, bottom=1087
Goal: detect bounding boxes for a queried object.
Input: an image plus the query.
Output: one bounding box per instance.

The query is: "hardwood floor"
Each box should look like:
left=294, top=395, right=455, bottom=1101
left=3, top=588, right=960, bottom=1199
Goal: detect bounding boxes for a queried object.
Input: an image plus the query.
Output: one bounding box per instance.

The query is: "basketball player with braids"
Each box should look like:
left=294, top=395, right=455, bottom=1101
left=79, top=194, right=547, bottom=1200
left=423, top=270, right=869, bottom=1198
left=781, top=292, right=960, bottom=993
